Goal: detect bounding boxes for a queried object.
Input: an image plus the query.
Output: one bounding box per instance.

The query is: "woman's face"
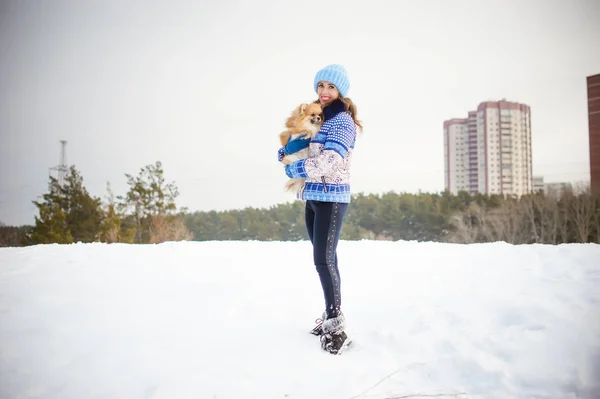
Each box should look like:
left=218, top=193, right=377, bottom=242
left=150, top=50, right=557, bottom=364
left=317, top=81, right=340, bottom=107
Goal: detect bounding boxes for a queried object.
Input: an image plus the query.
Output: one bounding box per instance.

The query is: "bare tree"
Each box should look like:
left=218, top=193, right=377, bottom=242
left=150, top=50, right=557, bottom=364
left=542, top=195, right=561, bottom=244
left=522, top=195, right=540, bottom=243
left=149, top=215, right=168, bottom=244
left=484, top=198, right=530, bottom=244
left=523, top=193, right=563, bottom=244
left=149, top=214, right=193, bottom=244
left=168, top=217, right=194, bottom=242
left=449, top=203, right=484, bottom=243
left=551, top=188, right=571, bottom=243
left=569, top=183, right=595, bottom=243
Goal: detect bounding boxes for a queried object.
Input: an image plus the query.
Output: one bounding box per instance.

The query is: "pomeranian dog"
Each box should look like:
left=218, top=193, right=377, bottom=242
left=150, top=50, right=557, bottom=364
left=279, top=103, right=323, bottom=192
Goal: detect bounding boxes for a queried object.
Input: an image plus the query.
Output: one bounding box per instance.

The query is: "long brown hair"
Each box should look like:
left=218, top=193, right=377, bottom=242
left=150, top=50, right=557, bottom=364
left=313, top=96, right=363, bottom=132
left=339, top=96, right=363, bottom=132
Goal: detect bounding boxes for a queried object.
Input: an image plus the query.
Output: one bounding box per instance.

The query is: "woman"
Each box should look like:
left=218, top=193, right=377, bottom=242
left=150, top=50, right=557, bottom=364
left=278, top=64, right=362, bottom=354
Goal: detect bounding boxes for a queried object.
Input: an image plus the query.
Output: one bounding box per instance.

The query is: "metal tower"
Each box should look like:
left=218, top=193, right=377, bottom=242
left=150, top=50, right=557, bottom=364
left=49, top=140, right=68, bottom=185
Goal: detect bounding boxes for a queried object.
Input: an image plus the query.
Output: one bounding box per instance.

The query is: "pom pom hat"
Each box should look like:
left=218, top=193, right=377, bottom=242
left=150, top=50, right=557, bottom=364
left=313, top=64, right=350, bottom=97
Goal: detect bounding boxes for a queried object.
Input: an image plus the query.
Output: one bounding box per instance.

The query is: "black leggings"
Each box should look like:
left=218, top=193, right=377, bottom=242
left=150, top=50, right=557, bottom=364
left=305, top=200, right=349, bottom=319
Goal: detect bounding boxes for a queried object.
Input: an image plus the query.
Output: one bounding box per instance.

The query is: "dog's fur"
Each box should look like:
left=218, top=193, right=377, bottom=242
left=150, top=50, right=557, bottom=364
left=279, top=103, right=323, bottom=192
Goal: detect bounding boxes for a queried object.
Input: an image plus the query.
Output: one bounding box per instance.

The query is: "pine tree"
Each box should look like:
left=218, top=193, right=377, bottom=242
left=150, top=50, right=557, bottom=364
left=28, top=166, right=102, bottom=244
left=29, top=202, right=73, bottom=244
left=120, top=161, right=188, bottom=243
left=62, top=166, right=104, bottom=242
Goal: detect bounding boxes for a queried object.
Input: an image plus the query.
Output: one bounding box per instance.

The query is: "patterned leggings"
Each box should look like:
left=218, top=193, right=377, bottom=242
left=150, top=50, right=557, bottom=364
left=305, top=200, right=349, bottom=320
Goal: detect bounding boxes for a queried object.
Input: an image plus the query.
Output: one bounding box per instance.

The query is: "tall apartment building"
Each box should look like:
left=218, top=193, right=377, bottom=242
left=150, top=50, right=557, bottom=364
left=588, top=74, right=600, bottom=195
left=444, top=100, right=532, bottom=196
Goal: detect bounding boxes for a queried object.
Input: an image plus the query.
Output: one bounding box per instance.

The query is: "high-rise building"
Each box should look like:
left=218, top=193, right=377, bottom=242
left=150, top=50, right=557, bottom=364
left=444, top=100, right=532, bottom=196
left=533, top=176, right=544, bottom=192
left=588, top=74, right=600, bottom=195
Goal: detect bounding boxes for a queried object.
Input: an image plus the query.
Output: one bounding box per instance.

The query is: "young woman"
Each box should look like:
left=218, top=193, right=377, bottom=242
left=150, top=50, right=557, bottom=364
left=278, top=64, right=362, bottom=354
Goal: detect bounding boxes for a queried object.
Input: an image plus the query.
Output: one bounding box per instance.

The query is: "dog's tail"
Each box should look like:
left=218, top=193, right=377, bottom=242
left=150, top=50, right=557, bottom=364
left=284, top=178, right=305, bottom=193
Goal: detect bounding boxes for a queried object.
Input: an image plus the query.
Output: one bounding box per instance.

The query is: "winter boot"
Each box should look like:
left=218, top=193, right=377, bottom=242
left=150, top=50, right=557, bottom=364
left=320, top=330, right=351, bottom=355
left=310, top=312, right=327, bottom=336
left=319, top=312, right=351, bottom=354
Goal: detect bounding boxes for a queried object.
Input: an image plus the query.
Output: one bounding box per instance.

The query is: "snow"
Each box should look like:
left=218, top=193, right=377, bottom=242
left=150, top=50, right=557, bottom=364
left=1, top=240, right=599, bottom=399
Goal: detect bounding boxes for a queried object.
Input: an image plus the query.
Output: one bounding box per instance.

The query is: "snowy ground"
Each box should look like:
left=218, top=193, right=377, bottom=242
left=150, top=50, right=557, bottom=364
left=1, top=240, right=599, bottom=399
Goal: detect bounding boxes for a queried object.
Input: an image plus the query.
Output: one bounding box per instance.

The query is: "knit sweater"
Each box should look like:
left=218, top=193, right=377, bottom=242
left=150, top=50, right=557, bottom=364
left=278, top=100, right=357, bottom=202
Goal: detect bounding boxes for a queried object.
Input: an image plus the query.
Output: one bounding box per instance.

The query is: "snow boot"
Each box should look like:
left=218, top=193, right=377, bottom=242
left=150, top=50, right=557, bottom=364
left=310, top=312, right=327, bottom=336
left=320, top=330, right=351, bottom=355
left=319, top=312, right=351, bottom=354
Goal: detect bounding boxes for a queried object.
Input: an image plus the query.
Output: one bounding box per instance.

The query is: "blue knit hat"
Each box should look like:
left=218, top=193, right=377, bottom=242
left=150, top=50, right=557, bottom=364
left=313, top=64, right=350, bottom=97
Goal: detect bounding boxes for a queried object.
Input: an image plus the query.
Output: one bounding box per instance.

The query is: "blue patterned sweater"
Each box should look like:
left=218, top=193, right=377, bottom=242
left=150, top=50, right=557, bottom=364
left=278, top=100, right=357, bottom=203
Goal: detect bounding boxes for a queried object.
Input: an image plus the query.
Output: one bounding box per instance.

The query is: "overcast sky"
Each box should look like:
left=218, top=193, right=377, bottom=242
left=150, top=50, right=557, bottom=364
left=1, top=0, right=599, bottom=226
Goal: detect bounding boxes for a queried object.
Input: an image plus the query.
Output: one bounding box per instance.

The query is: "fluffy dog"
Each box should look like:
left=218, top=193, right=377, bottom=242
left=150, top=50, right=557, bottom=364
left=279, top=103, right=323, bottom=192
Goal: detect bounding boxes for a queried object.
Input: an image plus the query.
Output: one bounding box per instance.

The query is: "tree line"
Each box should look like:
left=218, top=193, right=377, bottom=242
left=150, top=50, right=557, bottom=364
left=184, top=188, right=600, bottom=244
left=0, top=161, right=191, bottom=247
left=1, top=162, right=599, bottom=246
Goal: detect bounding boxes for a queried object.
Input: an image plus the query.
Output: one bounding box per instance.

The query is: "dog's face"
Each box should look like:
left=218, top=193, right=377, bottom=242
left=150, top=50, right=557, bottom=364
left=296, top=103, right=323, bottom=131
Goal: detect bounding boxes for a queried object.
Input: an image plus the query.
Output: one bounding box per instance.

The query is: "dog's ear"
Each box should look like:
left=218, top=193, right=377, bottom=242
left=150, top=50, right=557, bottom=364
left=299, top=103, right=307, bottom=114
